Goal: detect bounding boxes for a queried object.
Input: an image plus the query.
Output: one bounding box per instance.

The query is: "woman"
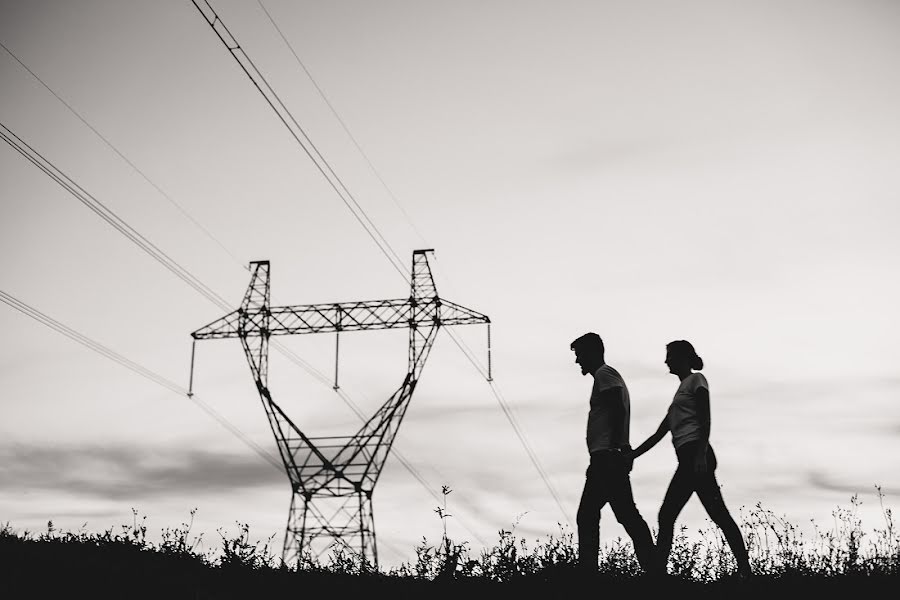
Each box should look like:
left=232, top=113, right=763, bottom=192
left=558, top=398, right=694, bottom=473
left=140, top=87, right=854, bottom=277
left=628, top=340, right=751, bottom=578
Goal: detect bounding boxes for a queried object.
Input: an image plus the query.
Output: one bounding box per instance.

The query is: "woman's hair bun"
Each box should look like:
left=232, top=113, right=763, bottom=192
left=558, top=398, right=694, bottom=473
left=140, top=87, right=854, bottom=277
left=667, top=340, right=703, bottom=371
left=691, top=354, right=704, bottom=370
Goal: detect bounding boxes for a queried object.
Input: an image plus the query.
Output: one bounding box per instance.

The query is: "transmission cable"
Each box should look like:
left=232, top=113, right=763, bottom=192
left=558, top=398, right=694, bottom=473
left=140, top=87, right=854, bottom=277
left=0, top=289, right=416, bottom=561
left=255, top=0, right=430, bottom=249
left=0, top=289, right=282, bottom=471
left=192, top=0, right=407, bottom=283
left=0, top=40, right=343, bottom=394
left=1, top=117, right=484, bottom=543
left=188, top=0, right=504, bottom=533
left=226, top=4, right=572, bottom=526
left=0, top=122, right=228, bottom=311
left=0, top=40, right=247, bottom=272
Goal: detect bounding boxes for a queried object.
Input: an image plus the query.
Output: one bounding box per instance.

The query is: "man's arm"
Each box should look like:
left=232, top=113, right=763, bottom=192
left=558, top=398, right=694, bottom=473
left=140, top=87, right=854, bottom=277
left=596, top=386, right=627, bottom=449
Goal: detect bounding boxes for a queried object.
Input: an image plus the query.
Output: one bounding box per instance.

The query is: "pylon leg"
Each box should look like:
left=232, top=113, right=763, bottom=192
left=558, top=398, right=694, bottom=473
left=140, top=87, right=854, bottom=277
left=282, top=490, right=377, bottom=568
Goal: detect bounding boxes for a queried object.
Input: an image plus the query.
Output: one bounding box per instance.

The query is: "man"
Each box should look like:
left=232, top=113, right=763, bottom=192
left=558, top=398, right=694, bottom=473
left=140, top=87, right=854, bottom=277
left=571, top=332, right=658, bottom=574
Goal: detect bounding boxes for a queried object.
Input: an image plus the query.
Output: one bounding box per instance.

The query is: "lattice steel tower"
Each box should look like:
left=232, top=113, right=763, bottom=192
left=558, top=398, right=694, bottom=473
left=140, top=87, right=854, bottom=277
left=189, top=250, right=490, bottom=567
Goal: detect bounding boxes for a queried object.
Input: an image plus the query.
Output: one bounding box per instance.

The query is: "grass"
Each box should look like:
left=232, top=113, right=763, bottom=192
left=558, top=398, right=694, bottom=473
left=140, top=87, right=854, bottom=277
left=1, top=487, right=898, bottom=598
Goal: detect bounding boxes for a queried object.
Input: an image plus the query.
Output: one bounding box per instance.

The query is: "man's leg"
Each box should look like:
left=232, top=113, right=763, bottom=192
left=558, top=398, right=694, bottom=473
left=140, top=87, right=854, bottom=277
left=576, top=461, right=608, bottom=571
left=608, top=469, right=659, bottom=574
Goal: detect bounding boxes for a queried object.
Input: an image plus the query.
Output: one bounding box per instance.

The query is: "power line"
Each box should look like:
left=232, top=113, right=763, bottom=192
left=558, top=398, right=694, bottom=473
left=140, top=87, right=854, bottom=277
left=0, top=119, right=343, bottom=403
left=192, top=0, right=409, bottom=283
left=251, top=2, right=498, bottom=379
left=444, top=329, right=573, bottom=523
left=255, top=0, right=430, bottom=249
left=0, top=41, right=370, bottom=408
left=241, top=5, right=572, bottom=526
left=189, top=2, right=513, bottom=534
left=488, top=381, right=574, bottom=525
left=0, top=39, right=247, bottom=272
left=0, top=289, right=282, bottom=471
left=194, top=0, right=492, bottom=402
left=1, top=117, right=485, bottom=543
left=0, top=288, right=415, bottom=562
left=0, top=121, right=229, bottom=311
left=6, top=0, right=570, bottom=538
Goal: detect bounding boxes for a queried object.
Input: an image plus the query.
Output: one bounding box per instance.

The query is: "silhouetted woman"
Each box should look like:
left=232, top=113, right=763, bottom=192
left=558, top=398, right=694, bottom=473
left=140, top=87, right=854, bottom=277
left=628, top=340, right=751, bottom=578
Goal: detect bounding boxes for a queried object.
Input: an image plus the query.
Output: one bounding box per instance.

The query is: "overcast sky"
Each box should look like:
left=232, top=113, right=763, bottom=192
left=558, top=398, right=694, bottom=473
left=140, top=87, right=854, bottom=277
left=2, top=0, right=899, bottom=568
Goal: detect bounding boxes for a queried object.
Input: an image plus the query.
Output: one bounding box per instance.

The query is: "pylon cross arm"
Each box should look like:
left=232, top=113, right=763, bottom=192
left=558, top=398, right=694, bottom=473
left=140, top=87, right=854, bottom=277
left=191, top=309, right=241, bottom=340
left=272, top=299, right=412, bottom=333
left=192, top=297, right=489, bottom=340
left=436, top=299, right=492, bottom=326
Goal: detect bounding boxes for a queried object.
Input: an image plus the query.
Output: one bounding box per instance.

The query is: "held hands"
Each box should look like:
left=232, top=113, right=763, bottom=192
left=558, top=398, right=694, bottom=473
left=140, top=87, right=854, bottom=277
left=622, top=450, right=635, bottom=474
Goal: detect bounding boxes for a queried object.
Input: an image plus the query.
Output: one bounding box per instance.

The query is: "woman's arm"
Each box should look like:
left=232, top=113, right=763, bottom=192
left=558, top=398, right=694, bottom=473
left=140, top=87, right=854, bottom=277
left=693, top=386, right=711, bottom=474
left=628, top=416, right=669, bottom=460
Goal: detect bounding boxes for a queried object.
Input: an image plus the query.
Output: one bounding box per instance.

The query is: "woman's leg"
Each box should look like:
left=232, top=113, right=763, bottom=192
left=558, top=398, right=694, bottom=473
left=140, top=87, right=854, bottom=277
left=695, top=471, right=751, bottom=574
left=656, top=467, right=695, bottom=571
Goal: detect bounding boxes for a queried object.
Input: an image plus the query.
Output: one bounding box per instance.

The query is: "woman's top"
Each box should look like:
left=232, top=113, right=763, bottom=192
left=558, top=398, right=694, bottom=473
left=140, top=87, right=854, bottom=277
left=667, top=372, right=709, bottom=449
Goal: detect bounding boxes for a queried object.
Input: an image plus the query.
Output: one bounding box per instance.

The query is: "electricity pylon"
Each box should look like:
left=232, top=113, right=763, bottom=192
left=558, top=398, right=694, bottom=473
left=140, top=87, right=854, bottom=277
left=190, top=250, right=490, bottom=567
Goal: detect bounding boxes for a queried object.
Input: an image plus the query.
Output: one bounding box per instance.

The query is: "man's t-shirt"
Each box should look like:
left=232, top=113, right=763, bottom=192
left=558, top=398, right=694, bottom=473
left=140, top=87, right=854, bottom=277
left=586, top=364, right=630, bottom=453
left=667, top=372, right=709, bottom=449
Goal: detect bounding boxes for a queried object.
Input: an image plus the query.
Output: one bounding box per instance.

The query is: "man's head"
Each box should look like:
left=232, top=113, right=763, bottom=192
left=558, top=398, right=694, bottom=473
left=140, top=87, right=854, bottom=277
left=570, top=332, right=605, bottom=376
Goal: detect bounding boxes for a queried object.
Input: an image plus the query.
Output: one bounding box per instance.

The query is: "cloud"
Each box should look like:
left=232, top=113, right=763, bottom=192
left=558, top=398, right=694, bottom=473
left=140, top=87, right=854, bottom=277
left=10, top=507, right=121, bottom=524
left=807, top=472, right=900, bottom=498
left=0, top=443, right=283, bottom=501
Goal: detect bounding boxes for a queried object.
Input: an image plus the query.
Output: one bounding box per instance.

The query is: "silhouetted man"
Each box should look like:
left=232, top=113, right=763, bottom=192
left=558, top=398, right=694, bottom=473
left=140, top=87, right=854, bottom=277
left=571, top=332, right=658, bottom=574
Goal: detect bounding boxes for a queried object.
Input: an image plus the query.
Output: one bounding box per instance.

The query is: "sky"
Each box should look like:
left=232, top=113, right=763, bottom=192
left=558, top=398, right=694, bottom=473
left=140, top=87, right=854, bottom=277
left=1, top=0, right=899, bottom=569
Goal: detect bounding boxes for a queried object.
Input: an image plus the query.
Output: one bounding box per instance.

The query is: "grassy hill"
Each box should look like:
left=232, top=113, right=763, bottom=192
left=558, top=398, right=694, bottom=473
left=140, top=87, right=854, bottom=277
left=2, top=494, right=898, bottom=599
